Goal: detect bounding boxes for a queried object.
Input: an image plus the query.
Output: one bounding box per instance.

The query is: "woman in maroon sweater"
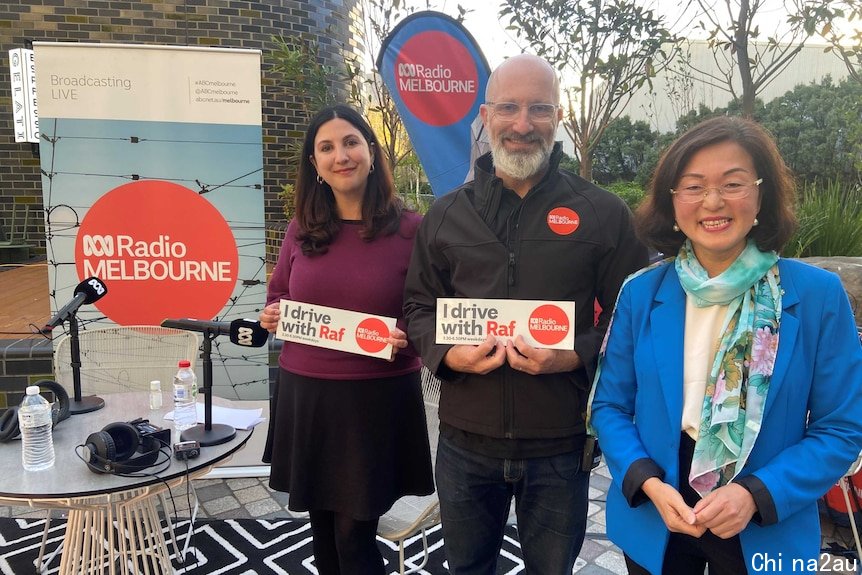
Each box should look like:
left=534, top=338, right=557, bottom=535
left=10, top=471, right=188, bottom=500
left=259, top=105, right=433, bottom=574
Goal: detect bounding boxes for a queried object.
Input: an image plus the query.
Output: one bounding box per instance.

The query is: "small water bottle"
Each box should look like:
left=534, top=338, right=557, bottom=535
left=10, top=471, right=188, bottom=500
left=173, top=360, right=198, bottom=432
left=18, top=386, right=55, bottom=472
left=149, top=380, right=162, bottom=410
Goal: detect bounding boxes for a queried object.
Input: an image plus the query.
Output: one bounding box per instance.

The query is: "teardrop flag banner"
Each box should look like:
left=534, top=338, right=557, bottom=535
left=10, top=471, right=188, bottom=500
left=377, top=11, right=491, bottom=197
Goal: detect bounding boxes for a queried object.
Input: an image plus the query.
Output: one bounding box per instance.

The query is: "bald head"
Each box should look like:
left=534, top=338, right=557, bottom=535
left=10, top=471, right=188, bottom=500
left=485, top=54, right=560, bottom=105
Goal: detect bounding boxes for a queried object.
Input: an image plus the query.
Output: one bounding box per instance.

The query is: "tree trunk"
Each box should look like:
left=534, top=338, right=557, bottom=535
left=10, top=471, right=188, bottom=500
left=578, top=142, right=593, bottom=181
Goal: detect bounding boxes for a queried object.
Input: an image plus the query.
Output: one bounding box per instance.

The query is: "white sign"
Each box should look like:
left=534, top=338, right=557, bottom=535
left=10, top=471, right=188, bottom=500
left=435, top=298, right=576, bottom=350
left=33, top=42, right=261, bottom=125
left=9, top=48, right=39, bottom=143
left=276, top=300, right=396, bottom=359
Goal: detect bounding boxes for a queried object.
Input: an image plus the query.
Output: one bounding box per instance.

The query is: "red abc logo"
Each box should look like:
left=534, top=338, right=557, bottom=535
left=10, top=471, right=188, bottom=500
left=547, top=207, right=580, bottom=236
left=355, top=318, right=391, bottom=354
left=395, top=31, right=479, bottom=127
left=528, top=305, right=571, bottom=346
left=75, top=180, right=238, bottom=325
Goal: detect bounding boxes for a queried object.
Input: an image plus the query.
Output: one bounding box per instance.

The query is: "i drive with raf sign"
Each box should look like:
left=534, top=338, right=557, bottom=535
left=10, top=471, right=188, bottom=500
left=436, top=298, right=575, bottom=350
left=276, top=300, right=396, bottom=359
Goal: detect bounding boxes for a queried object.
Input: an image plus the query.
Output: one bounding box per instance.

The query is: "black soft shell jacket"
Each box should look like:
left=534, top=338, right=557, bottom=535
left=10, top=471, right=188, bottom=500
left=404, top=146, right=648, bottom=440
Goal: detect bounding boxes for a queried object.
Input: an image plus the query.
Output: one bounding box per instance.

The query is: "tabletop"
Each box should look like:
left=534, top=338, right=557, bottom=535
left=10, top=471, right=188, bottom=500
left=0, top=391, right=252, bottom=500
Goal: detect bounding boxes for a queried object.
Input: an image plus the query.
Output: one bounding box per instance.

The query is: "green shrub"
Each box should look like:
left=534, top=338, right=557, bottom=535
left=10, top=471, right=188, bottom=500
left=606, top=181, right=647, bottom=212
left=787, top=180, right=862, bottom=257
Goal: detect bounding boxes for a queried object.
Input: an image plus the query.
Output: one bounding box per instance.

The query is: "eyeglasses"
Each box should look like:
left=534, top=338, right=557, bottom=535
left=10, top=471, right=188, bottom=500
left=670, top=179, right=763, bottom=204
left=485, top=101, right=559, bottom=122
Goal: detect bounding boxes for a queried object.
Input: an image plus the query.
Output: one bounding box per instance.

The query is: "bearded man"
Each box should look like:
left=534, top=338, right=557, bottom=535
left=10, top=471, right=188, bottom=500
left=403, top=53, right=648, bottom=574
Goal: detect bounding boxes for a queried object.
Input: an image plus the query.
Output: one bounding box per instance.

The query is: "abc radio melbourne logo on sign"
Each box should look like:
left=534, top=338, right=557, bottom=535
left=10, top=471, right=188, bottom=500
left=395, top=30, right=479, bottom=126
left=75, top=180, right=238, bottom=325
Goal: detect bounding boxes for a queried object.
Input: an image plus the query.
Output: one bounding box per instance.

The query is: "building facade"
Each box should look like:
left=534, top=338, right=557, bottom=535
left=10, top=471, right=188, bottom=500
left=0, top=0, right=362, bottom=260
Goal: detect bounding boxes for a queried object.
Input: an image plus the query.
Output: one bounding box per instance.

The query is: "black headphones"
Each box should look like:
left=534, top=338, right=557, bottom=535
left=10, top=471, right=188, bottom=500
left=0, top=380, right=71, bottom=443
left=80, top=421, right=167, bottom=475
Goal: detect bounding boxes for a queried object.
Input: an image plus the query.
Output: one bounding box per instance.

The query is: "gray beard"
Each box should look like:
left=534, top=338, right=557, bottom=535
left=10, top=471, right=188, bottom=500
left=490, top=137, right=552, bottom=181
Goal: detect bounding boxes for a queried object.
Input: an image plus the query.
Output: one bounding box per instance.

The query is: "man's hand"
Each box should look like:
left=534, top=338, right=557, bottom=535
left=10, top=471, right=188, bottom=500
left=693, top=483, right=757, bottom=539
left=505, top=335, right=582, bottom=374
left=259, top=302, right=280, bottom=333
left=642, top=478, right=707, bottom=537
left=443, top=334, right=506, bottom=375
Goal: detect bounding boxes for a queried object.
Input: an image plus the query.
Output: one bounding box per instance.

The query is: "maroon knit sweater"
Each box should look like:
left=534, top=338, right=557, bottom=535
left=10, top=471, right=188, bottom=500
left=266, top=212, right=422, bottom=380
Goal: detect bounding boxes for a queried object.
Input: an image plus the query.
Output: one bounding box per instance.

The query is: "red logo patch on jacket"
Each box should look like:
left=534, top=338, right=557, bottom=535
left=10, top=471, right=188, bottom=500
left=547, top=207, right=580, bottom=235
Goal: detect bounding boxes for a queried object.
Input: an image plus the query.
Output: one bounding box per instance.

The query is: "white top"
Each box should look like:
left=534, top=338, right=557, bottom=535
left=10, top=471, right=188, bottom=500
left=681, top=298, right=728, bottom=440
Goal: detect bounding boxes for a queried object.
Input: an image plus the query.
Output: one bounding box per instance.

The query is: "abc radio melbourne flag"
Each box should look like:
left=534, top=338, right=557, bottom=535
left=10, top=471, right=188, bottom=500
left=377, top=11, right=490, bottom=197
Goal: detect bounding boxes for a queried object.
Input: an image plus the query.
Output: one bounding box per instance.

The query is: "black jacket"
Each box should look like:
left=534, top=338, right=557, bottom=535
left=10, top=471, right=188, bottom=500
left=404, top=146, right=648, bottom=439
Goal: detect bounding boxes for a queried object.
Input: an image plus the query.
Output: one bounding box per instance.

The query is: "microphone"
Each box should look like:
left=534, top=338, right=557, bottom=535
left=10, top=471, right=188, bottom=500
left=160, top=318, right=269, bottom=347
left=42, top=277, right=108, bottom=332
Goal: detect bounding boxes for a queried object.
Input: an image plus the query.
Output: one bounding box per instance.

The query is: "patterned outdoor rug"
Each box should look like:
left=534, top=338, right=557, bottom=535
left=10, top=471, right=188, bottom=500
left=0, top=516, right=526, bottom=574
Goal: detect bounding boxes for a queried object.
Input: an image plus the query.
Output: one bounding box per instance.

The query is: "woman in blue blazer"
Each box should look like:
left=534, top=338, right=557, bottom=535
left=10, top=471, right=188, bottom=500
left=590, top=117, right=862, bottom=574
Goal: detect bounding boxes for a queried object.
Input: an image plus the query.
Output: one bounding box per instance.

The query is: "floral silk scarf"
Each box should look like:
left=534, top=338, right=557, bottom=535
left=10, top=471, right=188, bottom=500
left=676, top=239, right=781, bottom=496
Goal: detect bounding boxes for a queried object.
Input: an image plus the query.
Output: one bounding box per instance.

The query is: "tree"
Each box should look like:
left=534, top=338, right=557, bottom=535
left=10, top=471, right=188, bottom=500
left=500, top=0, right=676, bottom=181
left=687, top=0, right=837, bottom=117
left=819, top=0, right=862, bottom=84
left=590, top=117, right=660, bottom=184
left=758, top=76, right=862, bottom=182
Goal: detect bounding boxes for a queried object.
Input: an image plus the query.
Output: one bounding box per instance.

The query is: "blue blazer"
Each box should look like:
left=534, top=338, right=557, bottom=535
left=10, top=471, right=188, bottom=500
left=592, top=258, right=862, bottom=574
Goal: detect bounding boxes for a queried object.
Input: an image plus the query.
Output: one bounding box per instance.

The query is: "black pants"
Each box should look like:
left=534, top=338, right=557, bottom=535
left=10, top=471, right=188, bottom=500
left=625, top=434, right=747, bottom=575
left=309, top=510, right=384, bottom=575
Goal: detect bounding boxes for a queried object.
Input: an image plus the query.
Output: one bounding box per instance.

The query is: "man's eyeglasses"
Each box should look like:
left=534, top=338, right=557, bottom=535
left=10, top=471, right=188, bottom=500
left=485, top=102, right=559, bottom=122
left=670, top=179, right=763, bottom=204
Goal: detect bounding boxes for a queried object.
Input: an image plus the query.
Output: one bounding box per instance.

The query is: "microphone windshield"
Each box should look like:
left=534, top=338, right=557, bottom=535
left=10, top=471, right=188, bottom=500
left=76, top=277, right=108, bottom=304
left=229, top=319, right=269, bottom=347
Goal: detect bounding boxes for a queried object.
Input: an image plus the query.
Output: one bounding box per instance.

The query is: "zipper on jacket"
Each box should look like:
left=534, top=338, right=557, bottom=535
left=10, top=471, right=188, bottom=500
left=507, top=251, right=516, bottom=286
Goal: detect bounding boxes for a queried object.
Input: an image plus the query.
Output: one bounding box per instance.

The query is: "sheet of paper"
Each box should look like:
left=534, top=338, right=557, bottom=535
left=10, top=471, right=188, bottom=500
left=164, top=403, right=264, bottom=430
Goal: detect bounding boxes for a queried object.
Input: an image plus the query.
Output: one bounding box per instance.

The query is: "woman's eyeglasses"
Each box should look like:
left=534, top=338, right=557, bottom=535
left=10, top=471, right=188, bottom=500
left=670, top=179, right=763, bottom=204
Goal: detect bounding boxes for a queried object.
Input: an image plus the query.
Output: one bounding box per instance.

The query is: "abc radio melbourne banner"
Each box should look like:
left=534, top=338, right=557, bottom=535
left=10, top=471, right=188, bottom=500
left=33, top=43, right=267, bottom=401
left=377, top=11, right=490, bottom=197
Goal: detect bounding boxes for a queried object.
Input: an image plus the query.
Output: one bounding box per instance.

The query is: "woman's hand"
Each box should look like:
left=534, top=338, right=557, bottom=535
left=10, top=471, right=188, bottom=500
left=642, top=478, right=707, bottom=537
left=693, top=483, right=757, bottom=539
left=259, top=302, right=280, bottom=333
left=386, top=327, right=409, bottom=362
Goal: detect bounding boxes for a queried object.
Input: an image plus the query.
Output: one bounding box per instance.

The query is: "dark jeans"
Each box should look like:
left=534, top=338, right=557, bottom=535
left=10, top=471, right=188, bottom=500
left=436, top=434, right=590, bottom=575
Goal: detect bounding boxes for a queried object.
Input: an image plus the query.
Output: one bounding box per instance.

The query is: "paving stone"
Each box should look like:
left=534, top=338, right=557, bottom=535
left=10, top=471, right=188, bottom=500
left=595, top=550, right=627, bottom=574
left=201, top=494, right=240, bottom=516
left=234, top=484, right=270, bottom=504
left=225, top=477, right=260, bottom=490
left=242, top=498, right=283, bottom=518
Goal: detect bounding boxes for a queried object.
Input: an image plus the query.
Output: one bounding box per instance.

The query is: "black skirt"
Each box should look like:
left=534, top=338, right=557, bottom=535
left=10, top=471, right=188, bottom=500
left=264, top=368, right=434, bottom=521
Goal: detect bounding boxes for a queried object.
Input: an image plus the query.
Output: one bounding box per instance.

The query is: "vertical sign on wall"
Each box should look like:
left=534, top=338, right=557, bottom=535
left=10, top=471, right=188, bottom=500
left=8, top=48, right=39, bottom=143
left=33, top=43, right=267, bottom=401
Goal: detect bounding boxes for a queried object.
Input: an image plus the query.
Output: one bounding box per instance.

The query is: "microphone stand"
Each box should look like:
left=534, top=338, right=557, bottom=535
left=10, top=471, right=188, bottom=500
left=66, top=313, right=105, bottom=414
left=179, top=326, right=236, bottom=447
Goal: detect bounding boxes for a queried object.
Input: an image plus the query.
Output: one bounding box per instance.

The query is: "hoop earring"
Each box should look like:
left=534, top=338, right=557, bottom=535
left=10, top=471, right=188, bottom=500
left=672, top=222, right=680, bottom=232
left=753, top=218, right=759, bottom=226
left=316, top=174, right=324, bottom=185
left=369, top=164, right=375, bottom=173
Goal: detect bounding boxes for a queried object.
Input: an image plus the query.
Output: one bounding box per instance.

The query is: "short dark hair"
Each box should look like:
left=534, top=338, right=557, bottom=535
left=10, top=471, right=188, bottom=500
left=636, top=116, right=797, bottom=255
left=294, top=104, right=403, bottom=256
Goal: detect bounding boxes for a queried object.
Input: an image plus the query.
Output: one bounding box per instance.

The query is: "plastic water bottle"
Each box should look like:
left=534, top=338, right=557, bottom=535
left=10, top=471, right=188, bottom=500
left=173, top=360, right=198, bottom=432
left=18, top=386, right=55, bottom=471
left=149, top=380, right=162, bottom=410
